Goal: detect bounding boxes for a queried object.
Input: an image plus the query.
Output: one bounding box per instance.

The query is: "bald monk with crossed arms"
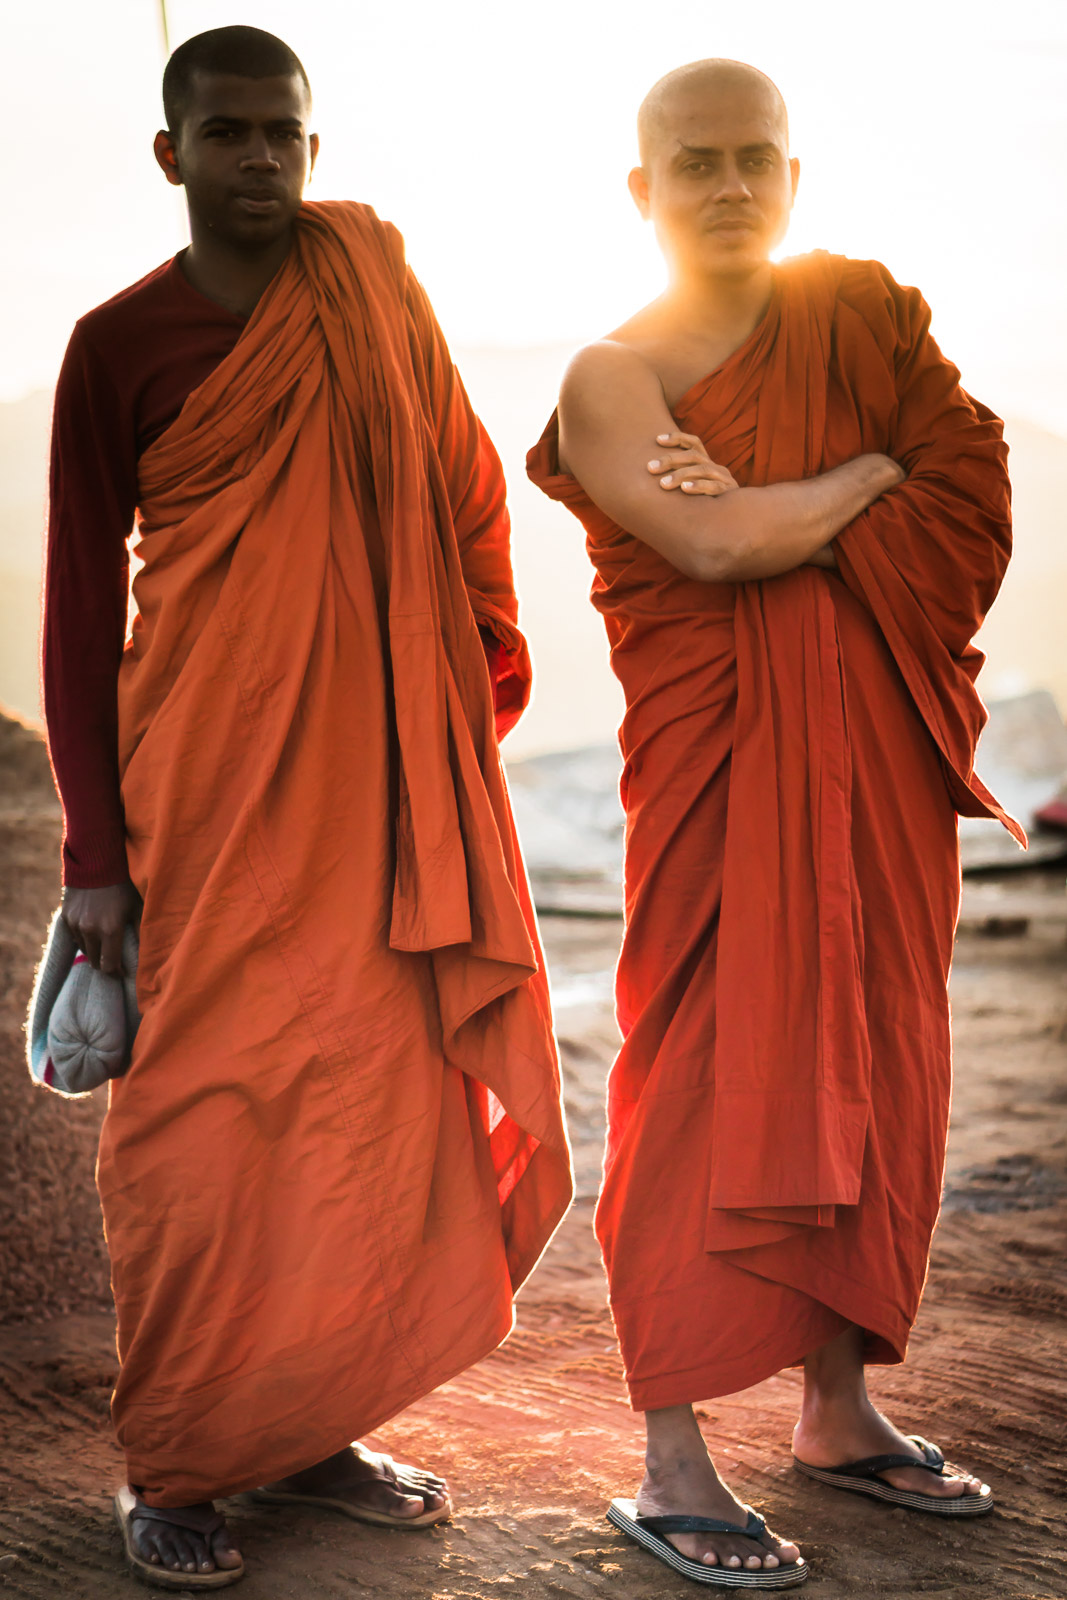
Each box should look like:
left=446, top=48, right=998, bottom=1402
left=529, top=58, right=1018, bottom=1588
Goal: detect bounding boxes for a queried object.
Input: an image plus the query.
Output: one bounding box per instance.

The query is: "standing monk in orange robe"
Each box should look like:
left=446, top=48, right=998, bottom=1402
left=45, top=26, right=571, bottom=1590
left=528, top=58, right=1016, bottom=1588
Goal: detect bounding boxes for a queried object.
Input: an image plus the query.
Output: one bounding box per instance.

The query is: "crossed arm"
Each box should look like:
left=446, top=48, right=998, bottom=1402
left=557, top=340, right=903, bottom=582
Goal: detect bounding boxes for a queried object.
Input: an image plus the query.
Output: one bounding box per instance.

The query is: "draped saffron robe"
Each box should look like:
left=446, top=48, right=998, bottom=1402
left=527, top=254, right=1018, bottom=1410
left=100, top=201, right=572, bottom=1504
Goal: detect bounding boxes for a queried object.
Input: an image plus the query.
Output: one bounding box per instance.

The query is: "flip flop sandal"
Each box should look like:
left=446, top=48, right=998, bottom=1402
left=113, top=1486, right=245, bottom=1589
left=793, top=1433, right=994, bottom=1516
left=248, top=1453, right=451, bottom=1528
left=607, top=1498, right=809, bottom=1589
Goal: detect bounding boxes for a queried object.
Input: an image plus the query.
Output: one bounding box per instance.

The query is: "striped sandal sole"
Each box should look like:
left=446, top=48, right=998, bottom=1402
left=607, top=1500, right=809, bottom=1589
left=793, top=1461, right=994, bottom=1516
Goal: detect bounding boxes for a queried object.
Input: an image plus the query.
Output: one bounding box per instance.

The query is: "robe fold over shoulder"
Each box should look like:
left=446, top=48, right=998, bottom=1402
left=103, top=201, right=572, bottom=1504
left=527, top=253, right=1015, bottom=1409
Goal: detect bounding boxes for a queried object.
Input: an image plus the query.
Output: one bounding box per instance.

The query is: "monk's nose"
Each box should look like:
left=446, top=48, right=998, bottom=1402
left=240, top=138, right=281, bottom=171
left=713, top=164, right=753, bottom=203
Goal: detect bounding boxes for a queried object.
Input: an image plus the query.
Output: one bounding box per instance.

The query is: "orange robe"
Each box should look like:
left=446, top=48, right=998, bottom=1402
left=102, top=201, right=572, bottom=1504
left=528, top=254, right=1018, bottom=1410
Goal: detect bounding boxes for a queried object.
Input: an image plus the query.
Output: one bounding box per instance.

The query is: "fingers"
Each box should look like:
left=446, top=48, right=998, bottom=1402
left=647, top=449, right=730, bottom=479
left=100, top=925, right=125, bottom=978
left=81, top=928, right=103, bottom=971
left=647, top=448, right=738, bottom=494
left=677, top=476, right=733, bottom=496
left=657, top=463, right=735, bottom=496
left=61, top=886, right=134, bottom=975
left=656, top=431, right=705, bottom=451
left=648, top=459, right=735, bottom=491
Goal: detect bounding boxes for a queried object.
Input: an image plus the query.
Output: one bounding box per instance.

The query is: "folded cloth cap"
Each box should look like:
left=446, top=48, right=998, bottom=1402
left=26, top=909, right=140, bottom=1097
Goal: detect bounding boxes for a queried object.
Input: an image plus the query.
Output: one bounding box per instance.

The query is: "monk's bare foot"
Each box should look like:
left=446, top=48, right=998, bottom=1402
left=129, top=1498, right=242, bottom=1578
left=792, top=1402, right=988, bottom=1499
left=262, top=1442, right=450, bottom=1521
left=639, top=1405, right=803, bottom=1573
left=796, top=1324, right=989, bottom=1501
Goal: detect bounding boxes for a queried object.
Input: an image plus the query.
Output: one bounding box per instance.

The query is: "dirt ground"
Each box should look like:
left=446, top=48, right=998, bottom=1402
left=2, top=711, right=1066, bottom=1599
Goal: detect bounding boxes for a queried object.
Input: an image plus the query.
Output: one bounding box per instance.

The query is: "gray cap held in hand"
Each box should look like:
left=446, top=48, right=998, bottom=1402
left=26, top=909, right=140, bottom=1097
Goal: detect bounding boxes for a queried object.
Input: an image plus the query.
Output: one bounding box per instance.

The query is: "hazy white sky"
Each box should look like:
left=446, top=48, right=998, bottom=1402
left=4, top=0, right=1066, bottom=431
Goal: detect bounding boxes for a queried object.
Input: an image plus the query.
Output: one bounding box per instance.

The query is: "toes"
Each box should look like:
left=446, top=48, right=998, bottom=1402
left=673, top=1533, right=801, bottom=1572
left=211, top=1531, right=242, bottom=1571
left=174, top=1535, right=201, bottom=1573
left=155, top=1534, right=182, bottom=1572
left=407, top=1470, right=448, bottom=1492
left=395, top=1470, right=448, bottom=1506
left=386, top=1490, right=426, bottom=1519
left=929, top=1473, right=969, bottom=1498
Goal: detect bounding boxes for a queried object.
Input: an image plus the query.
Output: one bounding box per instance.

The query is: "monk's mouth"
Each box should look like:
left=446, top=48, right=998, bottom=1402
left=235, top=194, right=283, bottom=215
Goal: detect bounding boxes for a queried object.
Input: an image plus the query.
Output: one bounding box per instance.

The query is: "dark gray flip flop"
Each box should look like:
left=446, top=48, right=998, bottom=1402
left=114, top=1486, right=245, bottom=1589
left=607, top=1497, right=808, bottom=1589
left=793, top=1433, right=993, bottom=1516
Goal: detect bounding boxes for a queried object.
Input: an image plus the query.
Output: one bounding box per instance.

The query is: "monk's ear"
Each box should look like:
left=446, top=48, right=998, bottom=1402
left=628, top=166, right=651, bottom=219
left=308, top=131, right=320, bottom=178
left=789, top=156, right=800, bottom=202
left=153, top=130, right=183, bottom=188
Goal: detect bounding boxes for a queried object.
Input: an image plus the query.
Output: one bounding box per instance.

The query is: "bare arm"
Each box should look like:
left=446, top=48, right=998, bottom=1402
left=557, top=341, right=903, bottom=583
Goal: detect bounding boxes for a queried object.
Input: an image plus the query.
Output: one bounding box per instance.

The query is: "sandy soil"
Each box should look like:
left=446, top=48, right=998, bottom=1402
left=1, top=711, right=1065, bottom=1599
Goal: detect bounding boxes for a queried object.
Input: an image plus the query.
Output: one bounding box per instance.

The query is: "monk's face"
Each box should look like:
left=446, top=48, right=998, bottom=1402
left=631, top=81, right=798, bottom=280
left=154, top=71, right=318, bottom=250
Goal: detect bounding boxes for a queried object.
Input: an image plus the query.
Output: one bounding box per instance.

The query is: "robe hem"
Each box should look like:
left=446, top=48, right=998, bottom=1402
left=625, top=1310, right=906, bottom=1412
left=721, top=1247, right=917, bottom=1367
left=619, top=1255, right=911, bottom=1413
left=129, top=1298, right=516, bottom=1507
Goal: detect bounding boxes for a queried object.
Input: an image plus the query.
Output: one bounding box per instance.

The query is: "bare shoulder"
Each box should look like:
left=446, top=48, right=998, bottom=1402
left=557, top=339, right=681, bottom=478
left=560, top=339, right=665, bottom=423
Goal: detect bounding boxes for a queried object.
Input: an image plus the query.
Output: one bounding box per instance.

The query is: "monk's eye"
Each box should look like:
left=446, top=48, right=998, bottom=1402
left=682, top=161, right=709, bottom=175
left=745, top=157, right=772, bottom=172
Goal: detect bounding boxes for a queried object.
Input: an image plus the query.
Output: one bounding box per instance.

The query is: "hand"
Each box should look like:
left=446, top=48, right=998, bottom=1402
left=647, top=432, right=739, bottom=496
left=62, top=881, right=140, bottom=976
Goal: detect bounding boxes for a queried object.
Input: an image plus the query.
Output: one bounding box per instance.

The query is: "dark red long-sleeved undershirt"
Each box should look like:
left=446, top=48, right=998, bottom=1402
left=46, top=254, right=507, bottom=889
left=45, top=256, right=247, bottom=887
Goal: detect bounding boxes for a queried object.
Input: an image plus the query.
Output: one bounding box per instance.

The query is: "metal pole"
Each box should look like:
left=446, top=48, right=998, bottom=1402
left=158, top=0, right=171, bottom=57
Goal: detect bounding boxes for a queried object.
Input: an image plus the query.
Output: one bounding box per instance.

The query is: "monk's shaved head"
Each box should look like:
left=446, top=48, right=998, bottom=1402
left=163, top=26, right=311, bottom=135
left=628, top=57, right=798, bottom=280
left=637, top=59, right=788, bottom=167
